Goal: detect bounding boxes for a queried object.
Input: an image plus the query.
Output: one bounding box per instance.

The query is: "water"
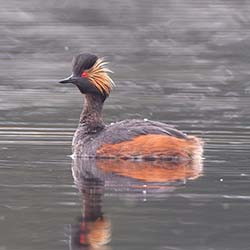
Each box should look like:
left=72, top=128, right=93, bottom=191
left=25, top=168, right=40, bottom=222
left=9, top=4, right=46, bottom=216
left=1, top=0, right=250, bottom=249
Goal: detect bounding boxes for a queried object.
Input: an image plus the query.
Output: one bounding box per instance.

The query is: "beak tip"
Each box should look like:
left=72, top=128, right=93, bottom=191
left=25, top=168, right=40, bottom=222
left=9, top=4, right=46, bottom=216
left=59, top=74, right=74, bottom=84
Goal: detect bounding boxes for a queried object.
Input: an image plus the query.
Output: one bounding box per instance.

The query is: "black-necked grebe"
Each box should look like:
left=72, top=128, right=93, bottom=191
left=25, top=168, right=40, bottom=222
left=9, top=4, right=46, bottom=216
left=59, top=53, right=203, bottom=160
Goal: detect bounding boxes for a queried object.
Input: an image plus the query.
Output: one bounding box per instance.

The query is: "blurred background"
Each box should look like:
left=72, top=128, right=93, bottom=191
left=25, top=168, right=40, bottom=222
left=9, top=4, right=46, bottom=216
left=1, top=0, right=250, bottom=126
left=0, top=1, right=250, bottom=250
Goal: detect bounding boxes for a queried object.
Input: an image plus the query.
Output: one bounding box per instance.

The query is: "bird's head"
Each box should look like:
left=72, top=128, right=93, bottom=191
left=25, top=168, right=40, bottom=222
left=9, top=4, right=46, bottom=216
left=59, top=53, right=115, bottom=100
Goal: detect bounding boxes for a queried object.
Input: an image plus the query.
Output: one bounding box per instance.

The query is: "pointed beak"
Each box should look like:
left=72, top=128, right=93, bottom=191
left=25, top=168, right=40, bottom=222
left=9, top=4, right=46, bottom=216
left=59, top=74, right=74, bottom=84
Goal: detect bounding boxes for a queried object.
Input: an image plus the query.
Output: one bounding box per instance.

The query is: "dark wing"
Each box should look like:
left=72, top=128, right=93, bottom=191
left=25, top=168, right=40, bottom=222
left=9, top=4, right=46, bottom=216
left=101, top=119, right=188, bottom=144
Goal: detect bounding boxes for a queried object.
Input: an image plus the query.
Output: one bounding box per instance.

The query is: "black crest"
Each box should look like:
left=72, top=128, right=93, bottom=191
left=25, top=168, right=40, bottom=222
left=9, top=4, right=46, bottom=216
left=72, top=53, right=98, bottom=76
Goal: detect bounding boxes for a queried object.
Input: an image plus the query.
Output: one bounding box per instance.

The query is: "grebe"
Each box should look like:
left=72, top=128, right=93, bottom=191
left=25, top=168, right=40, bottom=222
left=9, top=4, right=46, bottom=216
left=60, top=53, right=203, bottom=160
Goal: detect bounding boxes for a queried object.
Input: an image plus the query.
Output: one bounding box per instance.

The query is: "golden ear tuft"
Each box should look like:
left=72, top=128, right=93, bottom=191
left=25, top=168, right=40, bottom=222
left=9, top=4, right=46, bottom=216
left=86, top=58, right=115, bottom=96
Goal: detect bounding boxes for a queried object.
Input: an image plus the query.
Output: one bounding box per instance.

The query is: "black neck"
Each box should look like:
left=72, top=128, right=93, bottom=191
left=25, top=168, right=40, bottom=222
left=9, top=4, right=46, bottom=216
left=79, top=94, right=105, bottom=131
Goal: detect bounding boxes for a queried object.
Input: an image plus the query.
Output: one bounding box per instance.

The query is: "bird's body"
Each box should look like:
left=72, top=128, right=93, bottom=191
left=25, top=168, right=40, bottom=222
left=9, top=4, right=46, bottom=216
left=73, top=118, right=202, bottom=161
left=60, top=53, right=203, bottom=161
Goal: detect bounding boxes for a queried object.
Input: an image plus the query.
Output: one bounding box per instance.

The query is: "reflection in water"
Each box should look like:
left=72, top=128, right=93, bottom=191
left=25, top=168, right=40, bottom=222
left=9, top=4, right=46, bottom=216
left=71, top=158, right=203, bottom=249
left=70, top=168, right=111, bottom=250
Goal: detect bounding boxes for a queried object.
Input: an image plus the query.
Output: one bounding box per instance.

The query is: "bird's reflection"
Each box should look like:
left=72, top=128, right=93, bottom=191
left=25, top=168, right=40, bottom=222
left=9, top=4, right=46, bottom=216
left=70, top=158, right=203, bottom=249
left=70, top=164, right=111, bottom=250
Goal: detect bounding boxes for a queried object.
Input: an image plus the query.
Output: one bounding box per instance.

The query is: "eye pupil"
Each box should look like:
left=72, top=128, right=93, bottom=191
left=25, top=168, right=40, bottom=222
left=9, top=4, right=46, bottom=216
left=81, top=71, right=87, bottom=78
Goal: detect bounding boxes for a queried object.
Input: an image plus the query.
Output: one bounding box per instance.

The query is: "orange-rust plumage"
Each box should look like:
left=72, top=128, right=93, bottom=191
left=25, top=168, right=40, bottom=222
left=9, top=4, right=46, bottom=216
left=96, top=134, right=203, bottom=161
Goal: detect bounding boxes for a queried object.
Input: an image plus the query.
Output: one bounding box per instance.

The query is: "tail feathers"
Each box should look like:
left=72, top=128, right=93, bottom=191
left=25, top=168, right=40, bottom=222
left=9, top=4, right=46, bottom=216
left=186, top=136, right=204, bottom=161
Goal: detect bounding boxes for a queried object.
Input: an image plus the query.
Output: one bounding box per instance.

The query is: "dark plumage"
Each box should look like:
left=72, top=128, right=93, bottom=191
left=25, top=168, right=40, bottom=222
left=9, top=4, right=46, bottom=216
left=59, top=53, right=203, bottom=161
left=72, top=53, right=98, bottom=76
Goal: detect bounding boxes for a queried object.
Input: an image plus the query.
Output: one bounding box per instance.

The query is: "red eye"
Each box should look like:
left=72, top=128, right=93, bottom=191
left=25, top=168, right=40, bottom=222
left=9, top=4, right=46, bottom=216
left=81, top=71, right=88, bottom=78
